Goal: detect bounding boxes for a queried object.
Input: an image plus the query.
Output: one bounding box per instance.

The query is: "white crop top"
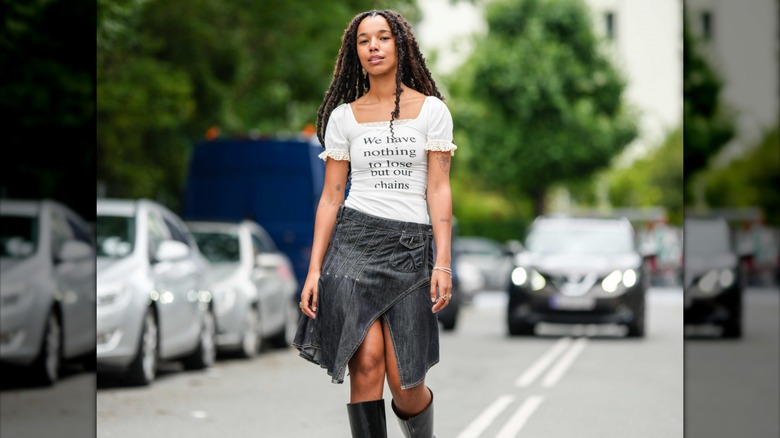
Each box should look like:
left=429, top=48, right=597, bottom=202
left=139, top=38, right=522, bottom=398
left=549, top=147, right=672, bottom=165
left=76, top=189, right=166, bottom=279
left=318, top=96, right=457, bottom=224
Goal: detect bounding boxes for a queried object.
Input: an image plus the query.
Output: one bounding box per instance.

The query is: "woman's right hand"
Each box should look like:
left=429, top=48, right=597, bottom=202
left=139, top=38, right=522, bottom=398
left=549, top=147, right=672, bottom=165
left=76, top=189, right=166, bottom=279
left=299, top=272, right=320, bottom=319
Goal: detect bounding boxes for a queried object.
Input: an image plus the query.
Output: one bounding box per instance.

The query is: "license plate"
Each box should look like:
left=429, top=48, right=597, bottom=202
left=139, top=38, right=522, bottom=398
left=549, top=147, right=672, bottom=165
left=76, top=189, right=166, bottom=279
left=549, top=295, right=596, bottom=311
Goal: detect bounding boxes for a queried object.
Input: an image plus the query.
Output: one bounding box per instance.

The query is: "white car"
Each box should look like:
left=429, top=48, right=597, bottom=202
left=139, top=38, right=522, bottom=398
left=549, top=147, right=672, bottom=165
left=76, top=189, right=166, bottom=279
left=0, top=199, right=95, bottom=385
left=188, top=220, right=299, bottom=358
left=96, top=198, right=216, bottom=386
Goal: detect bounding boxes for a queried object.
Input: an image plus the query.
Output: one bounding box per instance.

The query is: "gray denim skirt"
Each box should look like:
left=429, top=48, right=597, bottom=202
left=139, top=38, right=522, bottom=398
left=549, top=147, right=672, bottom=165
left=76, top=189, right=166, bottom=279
left=293, top=205, right=439, bottom=390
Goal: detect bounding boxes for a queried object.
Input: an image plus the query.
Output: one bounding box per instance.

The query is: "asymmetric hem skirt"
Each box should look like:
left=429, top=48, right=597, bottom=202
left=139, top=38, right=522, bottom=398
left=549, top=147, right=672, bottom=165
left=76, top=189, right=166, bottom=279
left=293, top=205, right=439, bottom=390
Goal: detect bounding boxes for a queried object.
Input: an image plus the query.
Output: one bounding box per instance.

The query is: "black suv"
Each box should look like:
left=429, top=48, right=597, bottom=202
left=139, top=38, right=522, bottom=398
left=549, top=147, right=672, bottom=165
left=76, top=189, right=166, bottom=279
left=506, top=216, right=648, bottom=337
left=683, top=217, right=744, bottom=338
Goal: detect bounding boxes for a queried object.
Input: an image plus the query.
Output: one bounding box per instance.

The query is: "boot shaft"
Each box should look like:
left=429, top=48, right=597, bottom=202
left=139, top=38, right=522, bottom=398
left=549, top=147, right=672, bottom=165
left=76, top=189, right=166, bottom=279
left=347, top=399, right=387, bottom=438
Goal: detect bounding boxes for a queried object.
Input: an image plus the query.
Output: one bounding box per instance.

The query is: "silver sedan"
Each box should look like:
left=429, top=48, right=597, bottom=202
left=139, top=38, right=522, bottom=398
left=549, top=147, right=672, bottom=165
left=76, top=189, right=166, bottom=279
left=188, top=220, right=299, bottom=358
left=0, top=199, right=95, bottom=385
left=96, top=198, right=217, bottom=386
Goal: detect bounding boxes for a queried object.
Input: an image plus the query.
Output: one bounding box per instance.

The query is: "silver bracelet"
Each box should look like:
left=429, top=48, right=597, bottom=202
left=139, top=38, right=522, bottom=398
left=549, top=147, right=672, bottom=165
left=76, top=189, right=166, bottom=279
left=432, top=266, right=452, bottom=276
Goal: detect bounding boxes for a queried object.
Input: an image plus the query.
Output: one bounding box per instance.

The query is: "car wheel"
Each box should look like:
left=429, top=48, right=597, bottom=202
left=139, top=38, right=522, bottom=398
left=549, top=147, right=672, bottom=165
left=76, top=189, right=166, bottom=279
left=30, top=311, right=61, bottom=386
left=439, top=312, right=457, bottom=331
left=182, top=308, right=217, bottom=370
left=508, top=320, right=535, bottom=336
left=721, top=291, right=743, bottom=339
left=626, top=301, right=646, bottom=338
left=269, top=299, right=298, bottom=349
left=238, top=307, right=260, bottom=358
left=124, top=308, right=158, bottom=386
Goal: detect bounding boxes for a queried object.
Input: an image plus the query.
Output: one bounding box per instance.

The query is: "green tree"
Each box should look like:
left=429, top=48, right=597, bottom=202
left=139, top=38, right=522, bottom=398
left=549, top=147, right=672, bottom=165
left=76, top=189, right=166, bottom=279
left=97, top=0, right=418, bottom=211
left=1, top=0, right=95, bottom=218
left=605, top=127, right=684, bottom=224
left=682, top=6, right=735, bottom=193
left=448, top=0, right=637, bottom=215
left=701, top=127, right=780, bottom=225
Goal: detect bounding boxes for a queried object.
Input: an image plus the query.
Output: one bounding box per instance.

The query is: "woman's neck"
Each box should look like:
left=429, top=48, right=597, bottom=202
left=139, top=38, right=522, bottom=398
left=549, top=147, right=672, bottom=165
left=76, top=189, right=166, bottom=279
left=366, top=74, right=403, bottom=102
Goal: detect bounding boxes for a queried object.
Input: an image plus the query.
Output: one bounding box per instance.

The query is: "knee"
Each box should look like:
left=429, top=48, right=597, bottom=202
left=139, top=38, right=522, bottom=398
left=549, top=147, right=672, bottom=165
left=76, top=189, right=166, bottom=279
left=349, top=351, right=385, bottom=384
left=391, top=385, right=431, bottom=416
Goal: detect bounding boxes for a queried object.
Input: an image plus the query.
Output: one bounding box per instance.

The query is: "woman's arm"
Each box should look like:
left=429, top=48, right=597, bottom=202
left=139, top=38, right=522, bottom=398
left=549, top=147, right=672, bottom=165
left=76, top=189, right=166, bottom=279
left=426, top=150, right=453, bottom=313
left=300, top=159, right=350, bottom=318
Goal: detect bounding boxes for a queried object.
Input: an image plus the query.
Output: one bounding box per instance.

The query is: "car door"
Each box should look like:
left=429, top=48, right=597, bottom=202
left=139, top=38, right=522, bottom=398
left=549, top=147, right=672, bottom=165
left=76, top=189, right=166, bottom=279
left=147, top=209, right=195, bottom=358
left=50, top=206, right=96, bottom=358
left=250, top=230, right=285, bottom=333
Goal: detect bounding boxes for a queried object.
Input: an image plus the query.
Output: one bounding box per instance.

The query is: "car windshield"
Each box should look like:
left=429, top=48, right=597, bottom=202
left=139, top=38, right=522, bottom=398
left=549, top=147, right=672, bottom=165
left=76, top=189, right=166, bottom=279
left=526, top=222, right=634, bottom=255
left=96, top=215, right=136, bottom=258
left=0, top=215, right=38, bottom=258
left=192, top=231, right=241, bottom=263
left=684, top=220, right=731, bottom=256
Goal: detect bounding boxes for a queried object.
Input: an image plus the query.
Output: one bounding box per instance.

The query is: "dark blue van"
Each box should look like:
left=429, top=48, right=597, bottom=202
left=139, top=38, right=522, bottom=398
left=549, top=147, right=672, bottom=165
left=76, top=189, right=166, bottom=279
left=182, top=136, right=325, bottom=291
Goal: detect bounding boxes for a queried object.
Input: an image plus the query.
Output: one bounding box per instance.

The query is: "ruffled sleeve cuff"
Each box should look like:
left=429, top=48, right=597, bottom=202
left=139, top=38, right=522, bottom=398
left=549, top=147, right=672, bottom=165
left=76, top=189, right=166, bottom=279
left=318, top=149, right=351, bottom=162
left=424, top=140, right=457, bottom=156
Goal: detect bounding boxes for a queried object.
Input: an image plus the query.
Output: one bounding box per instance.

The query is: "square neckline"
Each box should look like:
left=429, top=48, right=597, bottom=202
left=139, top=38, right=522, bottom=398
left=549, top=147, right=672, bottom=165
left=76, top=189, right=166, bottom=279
left=347, top=95, right=432, bottom=127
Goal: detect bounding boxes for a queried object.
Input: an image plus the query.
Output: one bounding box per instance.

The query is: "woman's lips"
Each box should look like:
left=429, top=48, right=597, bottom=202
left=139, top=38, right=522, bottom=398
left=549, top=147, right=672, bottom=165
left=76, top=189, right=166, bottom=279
left=368, top=56, right=384, bottom=65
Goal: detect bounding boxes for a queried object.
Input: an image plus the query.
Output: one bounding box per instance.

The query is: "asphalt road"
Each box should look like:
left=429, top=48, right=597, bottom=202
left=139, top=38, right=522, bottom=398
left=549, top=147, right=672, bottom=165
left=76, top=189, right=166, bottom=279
left=2, top=287, right=777, bottom=438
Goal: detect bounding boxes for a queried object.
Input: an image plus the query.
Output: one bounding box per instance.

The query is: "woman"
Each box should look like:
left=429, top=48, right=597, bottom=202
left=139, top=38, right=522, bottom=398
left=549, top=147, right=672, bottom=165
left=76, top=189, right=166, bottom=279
left=293, top=9, right=456, bottom=438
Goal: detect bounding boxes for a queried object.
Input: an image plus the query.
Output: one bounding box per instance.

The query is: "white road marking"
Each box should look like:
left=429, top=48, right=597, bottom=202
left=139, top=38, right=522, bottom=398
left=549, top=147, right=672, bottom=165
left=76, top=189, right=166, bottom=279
left=541, top=337, right=588, bottom=387
left=455, top=395, right=515, bottom=438
left=515, top=337, right=572, bottom=387
left=494, top=395, right=545, bottom=438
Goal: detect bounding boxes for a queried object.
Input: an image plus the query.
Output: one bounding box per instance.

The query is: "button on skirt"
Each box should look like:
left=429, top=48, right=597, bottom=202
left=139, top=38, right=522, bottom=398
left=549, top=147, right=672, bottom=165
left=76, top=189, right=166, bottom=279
left=293, top=206, right=439, bottom=389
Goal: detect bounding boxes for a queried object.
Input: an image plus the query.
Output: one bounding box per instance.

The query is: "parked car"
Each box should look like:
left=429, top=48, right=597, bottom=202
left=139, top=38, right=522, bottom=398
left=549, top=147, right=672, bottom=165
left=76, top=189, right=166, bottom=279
left=0, top=199, right=96, bottom=385
left=683, top=216, right=745, bottom=338
left=96, top=198, right=216, bottom=386
left=453, top=236, right=514, bottom=292
left=507, top=216, right=648, bottom=337
left=187, top=220, right=299, bottom=357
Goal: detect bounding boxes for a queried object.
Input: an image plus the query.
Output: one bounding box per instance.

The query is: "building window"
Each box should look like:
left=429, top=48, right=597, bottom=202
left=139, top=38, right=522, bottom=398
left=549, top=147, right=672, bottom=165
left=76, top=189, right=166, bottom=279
left=604, top=11, right=616, bottom=40
left=700, top=11, right=713, bottom=41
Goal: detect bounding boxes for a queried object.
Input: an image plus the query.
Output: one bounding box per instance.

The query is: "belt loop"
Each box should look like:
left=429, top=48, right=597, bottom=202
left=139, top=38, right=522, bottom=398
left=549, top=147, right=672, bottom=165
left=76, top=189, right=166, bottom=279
left=337, top=204, right=344, bottom=223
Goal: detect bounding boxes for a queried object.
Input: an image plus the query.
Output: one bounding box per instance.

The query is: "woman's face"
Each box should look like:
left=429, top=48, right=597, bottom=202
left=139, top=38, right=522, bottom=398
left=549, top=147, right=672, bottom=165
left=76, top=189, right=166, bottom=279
left=356, top=15, right=397, bottom=77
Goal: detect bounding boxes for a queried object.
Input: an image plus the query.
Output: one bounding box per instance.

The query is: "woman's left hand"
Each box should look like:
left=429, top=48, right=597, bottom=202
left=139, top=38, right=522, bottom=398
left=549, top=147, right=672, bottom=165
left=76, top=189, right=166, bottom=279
left=430, top=270, right=453, bottom=313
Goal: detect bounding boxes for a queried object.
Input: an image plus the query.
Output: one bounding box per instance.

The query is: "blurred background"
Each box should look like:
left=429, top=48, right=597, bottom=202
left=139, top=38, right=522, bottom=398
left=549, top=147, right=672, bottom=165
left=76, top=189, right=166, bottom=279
left=1, top=0, right=777, bottom=437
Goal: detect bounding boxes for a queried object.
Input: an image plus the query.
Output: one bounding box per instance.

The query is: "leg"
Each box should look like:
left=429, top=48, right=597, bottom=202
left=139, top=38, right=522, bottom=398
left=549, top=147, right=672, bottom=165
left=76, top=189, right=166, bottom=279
left=346, top=319, right=388, bottom=437
left=382, top=318, right=435, bottom=438
left=348, top=319, right=387, bottom=402
left=382, top=318, right=431, bottom=415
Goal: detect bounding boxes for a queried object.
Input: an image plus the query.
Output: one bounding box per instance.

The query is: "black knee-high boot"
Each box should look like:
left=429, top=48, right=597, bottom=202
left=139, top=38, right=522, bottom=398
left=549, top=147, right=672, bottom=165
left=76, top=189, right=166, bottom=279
left=391, top=388, right=435, bottom=438
left=347, top=399, right=387, bottom=438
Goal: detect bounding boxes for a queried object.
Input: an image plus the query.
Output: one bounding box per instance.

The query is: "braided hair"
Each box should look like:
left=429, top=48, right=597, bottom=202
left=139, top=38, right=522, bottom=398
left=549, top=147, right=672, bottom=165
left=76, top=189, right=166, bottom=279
left=316, top=9, right=444, bottom=146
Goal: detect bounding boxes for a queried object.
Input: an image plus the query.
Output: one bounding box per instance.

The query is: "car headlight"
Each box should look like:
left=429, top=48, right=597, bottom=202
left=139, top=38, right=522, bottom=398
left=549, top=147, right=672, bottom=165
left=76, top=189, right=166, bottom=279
left=698, top=270, right=720, bottom=293
left=530, top=270, right=546, bottom=291
left=601, top=269, right=639, bottom=292
left=511, top=267, right=528, bottom=286
left=98, top=285, right=127, bottom=306
left=601, top=270, right=623, bottom=293
left=719, top=269, right=735, bottom=288
left=511, top=267, right=545, bottom=290
left=622, top=269, right=638, bottom=288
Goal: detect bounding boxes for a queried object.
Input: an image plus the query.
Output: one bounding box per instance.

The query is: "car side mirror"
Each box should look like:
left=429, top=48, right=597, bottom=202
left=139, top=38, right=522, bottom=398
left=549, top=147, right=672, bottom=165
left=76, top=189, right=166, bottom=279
left=155, top=240, right=190, bottom=262
left=57, top=240, right=93, bottom=262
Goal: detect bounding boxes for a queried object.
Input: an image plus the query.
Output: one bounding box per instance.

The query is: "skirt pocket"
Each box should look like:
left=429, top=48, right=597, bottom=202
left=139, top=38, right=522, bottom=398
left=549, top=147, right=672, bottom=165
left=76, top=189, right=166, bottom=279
left=390, top=234, right=426, bottom=272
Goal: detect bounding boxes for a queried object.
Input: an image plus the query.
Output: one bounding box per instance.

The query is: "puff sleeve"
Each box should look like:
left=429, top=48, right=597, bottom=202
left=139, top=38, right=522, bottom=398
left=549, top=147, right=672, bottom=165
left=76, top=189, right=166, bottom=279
left=424, top=97, right=457, bottom=156
left=318, top=104, right=351, bottom=162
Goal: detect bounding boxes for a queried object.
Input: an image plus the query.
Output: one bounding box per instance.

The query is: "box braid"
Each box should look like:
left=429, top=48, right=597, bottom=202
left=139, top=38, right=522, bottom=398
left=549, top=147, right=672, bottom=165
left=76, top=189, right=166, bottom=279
left=316, top=9, right=444, bottom=146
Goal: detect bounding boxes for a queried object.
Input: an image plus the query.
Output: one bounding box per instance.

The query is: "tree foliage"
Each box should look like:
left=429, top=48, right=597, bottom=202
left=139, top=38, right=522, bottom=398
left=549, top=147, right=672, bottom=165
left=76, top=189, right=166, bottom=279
left=1, top=0, right=95, bottom=218
left=447, top=0, right=637, bottom=215
left=605, top=127, right=684, bottom=224
left=682, top=6, right=734, bottom=185
left=701, top=127, right=780, bottom=226
left=96, top=0, right=417, bottom=210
